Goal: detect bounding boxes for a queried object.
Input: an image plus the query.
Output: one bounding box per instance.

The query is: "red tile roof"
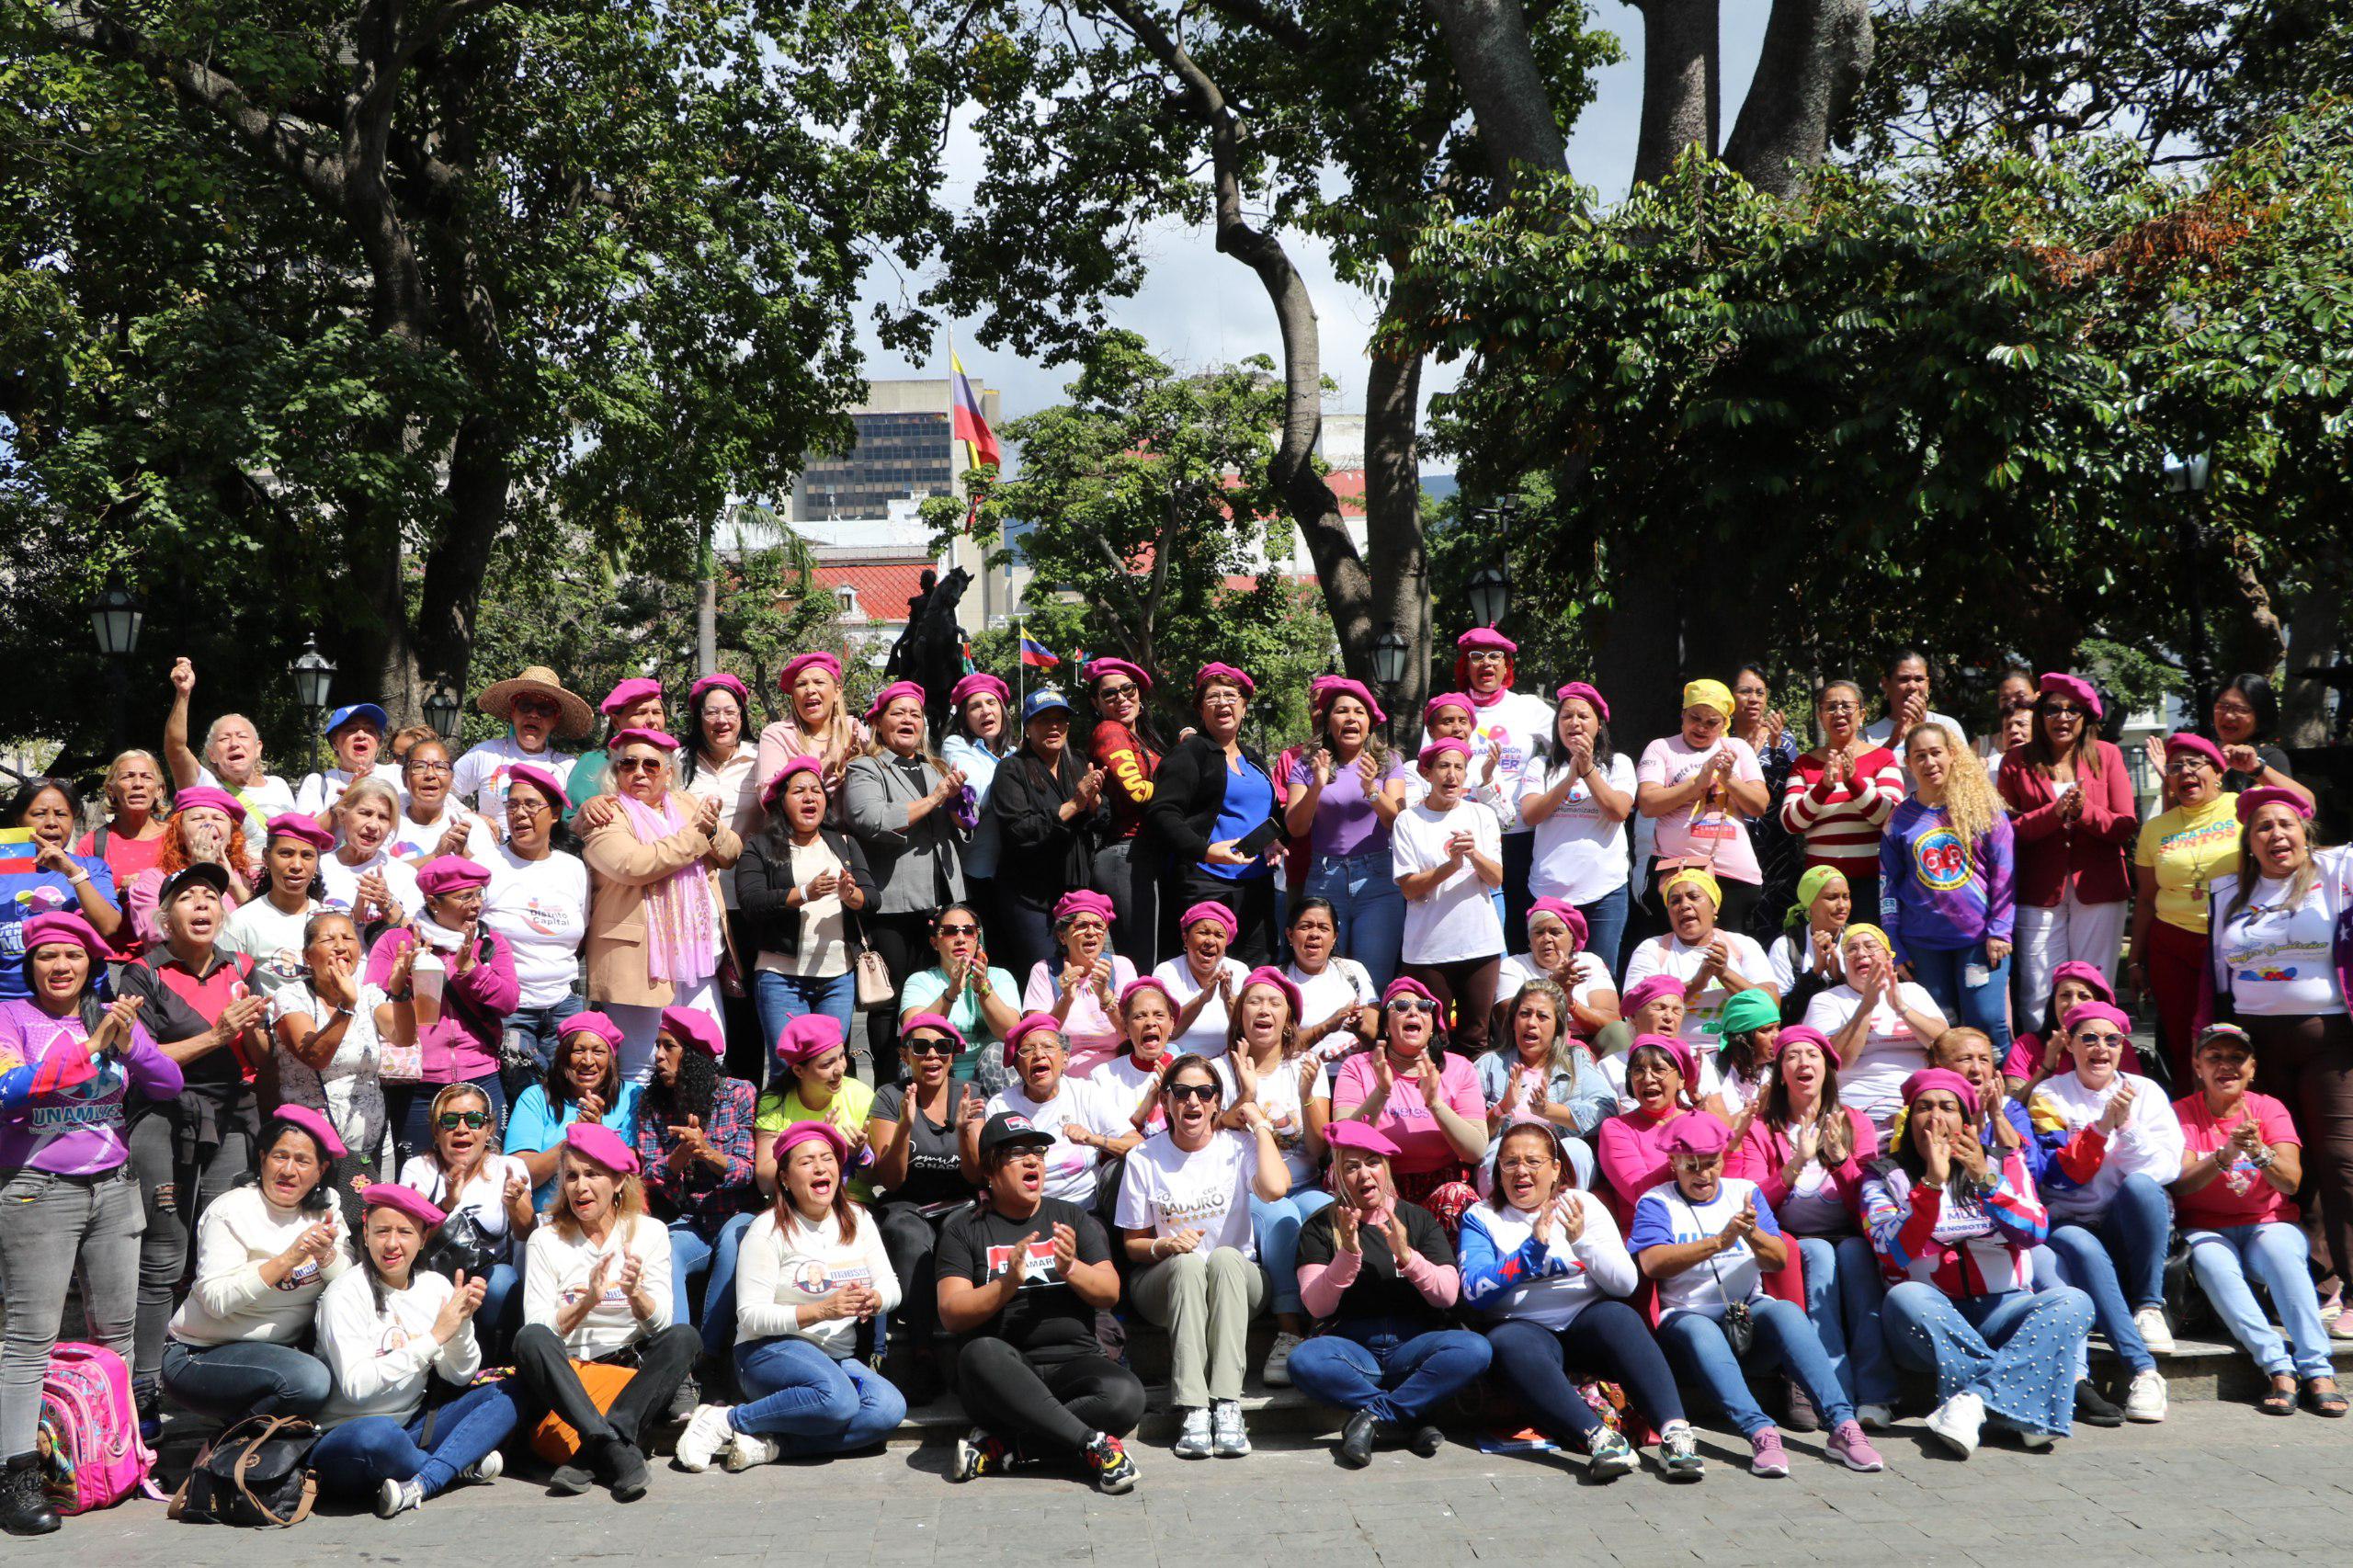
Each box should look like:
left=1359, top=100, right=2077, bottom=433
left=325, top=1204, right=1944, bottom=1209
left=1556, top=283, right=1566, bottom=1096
left=813, top=561, right=932, bottom=622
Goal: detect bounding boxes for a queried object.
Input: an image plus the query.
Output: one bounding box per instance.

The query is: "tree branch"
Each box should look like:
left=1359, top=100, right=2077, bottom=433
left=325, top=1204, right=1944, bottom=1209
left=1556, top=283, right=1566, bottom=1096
left=1722, top=0, right=1871, bottom=199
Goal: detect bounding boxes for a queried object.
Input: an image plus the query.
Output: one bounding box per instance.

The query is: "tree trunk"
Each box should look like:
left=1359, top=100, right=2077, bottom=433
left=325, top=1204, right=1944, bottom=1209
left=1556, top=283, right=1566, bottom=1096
left=404, top=412, right=511, bottom=722
left=1722, top=0, right=1872, bottom=198
left=1632, top=0, right=1720, bottom=186
left=1361, top=336, right=1430, bottom=730
left=1422, top=0, right=1569, bottom=185
left=2280, top=569, right=2344, bottom=747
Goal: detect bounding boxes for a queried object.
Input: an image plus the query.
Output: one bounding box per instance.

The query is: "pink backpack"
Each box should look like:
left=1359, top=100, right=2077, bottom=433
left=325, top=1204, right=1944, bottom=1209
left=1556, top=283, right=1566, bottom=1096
left=38, top=1343, right=155, bottom=1514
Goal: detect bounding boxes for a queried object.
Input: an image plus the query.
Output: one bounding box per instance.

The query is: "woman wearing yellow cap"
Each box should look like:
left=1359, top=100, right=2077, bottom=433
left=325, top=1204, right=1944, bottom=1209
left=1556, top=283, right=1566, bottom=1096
left=1636, top=680, right=1772, bottom=939
left=1621, top=867, right=1776, bottom=1070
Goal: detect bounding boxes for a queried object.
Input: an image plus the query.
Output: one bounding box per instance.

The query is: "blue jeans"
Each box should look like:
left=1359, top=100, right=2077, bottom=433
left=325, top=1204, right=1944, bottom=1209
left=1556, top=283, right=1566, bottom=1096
left=1484, top=1300, right=1685, bottom=1442
left=1284, top=1319, right=1492, bottom=1426
left=310, top=1381, right=519, bottom=1500
left=503, top=995, right=585, bottom=1085
left=1797, top=1234, right=1898, bottom=1407
left=1577, top=883, right=1631, bottom=983
left=670, top=1211, right=758, bottom=1356
left=752, top=970, right=856, bottom=1062
left=2188, top=1221, right=2335, bottom=1381
left=1883, top=1282, right=2092, bottom=1436
left=1305, top=850, right=1406, bottom=993
left=160, top=1338, right=333, bottom=1423
left=2042, top=1172, right=2172, bottom=1374
left=1655, top=1297, right=1856, bottom=1437
left=477, top=1262, right=522, bottom=1359
left=1250, top=1185, right=1335, bottom=1316
left=1905, top=941, right=2013, bottom=1054
left=730, top=1335, right=906, bottom=1455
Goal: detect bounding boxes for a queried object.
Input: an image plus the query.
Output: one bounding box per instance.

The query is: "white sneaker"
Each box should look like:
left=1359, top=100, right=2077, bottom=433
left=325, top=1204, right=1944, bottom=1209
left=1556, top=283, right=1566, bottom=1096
left=1262, top=1331, right=1303, bottom=1387
left=1173, top=1406, right=1214, bottom=1459
left=1211, top=1399, right=1251, bottom=1458
left=2124, top=1367, right=2169, bottom=1422
left=1856, top=1403, right=1894, bottom=1432
left=674, top=1403, right=736, bottom=1473
left=2016, top=1427, right=2055, bottom=1449
left=723, top=1429, right=779, bottom=1472
left=2134, top=1306, right=2176, bottom=1354
left=458, top=1449, right=502, bottom=1486
left=1925, top=1392, right=1984, bottom=1458
left=375, top=1477, right=424, bottom=1517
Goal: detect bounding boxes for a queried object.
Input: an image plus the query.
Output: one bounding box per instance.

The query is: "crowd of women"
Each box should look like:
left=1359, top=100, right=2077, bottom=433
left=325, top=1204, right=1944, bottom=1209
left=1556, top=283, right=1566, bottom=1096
left=1, top=638, right=2346, bottom=1535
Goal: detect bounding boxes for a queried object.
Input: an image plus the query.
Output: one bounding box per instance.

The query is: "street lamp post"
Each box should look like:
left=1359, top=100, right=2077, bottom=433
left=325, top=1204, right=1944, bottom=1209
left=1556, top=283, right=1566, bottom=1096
left=424, top=685, right=461, bottom=744
left=1373, top=627, right=1410, bottom=740
left=290, top=637, right=336, bottom=777
left=2165, top=449, right=2214, bottom=724
left=88, top=586, right=144, bottom=756
left=1466, top=497, right=1518, bottom=631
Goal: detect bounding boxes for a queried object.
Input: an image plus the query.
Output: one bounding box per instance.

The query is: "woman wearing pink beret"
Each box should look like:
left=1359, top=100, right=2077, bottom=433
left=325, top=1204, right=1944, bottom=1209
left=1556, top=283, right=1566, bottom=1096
left=217, top=813, right=332, bottom=997
left=1084, top=658, right=1165, bottom=971
left=123, top=785, right=256, bottom=951
left=1997, top=673, right=2137, bottom=1035
left=944, top=671, right=1016, bottom=955
left=482, top=765, right=591, bottom=1095
left=634, top=1006, right=757, bottom=1411
left=736, top=753, right=878, bottom=1064
left=1148, top=899, right=1253, bottom=1058
left=1143, top=665, right=1282, bottom=967
left=1518, top=681, right=1637, bottom=976
left=503, top=1012, right=644, bottom=1208
left=364, top=855, right=520, bottom=1165
left=563, top=677, right=667, bottom=826
left=1286, top=676, right=1408, bottom=990
left=861, top=1013, right=974, bottom=1401
left=846, top=681, right=969, bottom=1081
left=754, top=653, right=868, bottom=824
left=1415, top=629, right=1558, bottom=940
left=2131, top=732, right=2241, bottom=1079
left=1022, top=889, right=1137, bottom=1074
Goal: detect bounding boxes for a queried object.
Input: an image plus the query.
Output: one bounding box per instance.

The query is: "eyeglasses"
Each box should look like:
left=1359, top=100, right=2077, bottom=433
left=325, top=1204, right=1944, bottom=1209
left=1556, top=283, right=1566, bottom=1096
left=903, top=1036, right=956, bottom=1058
left=512, top=697, right=560, bottom=717
left=1097, top=683, right=1138, bottom=700
left=506, top=797, right=550, bottom=816
left=1387, top=997, right=1438, bottom=1015
left=935, top=923, right=978, bottom=937
left=1820, top=701, right=1859, bottom=714
left=408, top=759, right=453, bottom=776
left=2165, top=756, right=2216, bottom=774
left=613, top=756, right=663, bottom=774
left=436, top=1110, right=491, bottom=1131
left=1166, top=1083, right=1221, bottom=1105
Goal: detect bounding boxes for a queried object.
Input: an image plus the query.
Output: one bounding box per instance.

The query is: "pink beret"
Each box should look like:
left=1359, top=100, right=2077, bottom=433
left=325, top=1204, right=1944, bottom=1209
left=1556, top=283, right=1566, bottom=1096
left=1661, top=1112, right=1732, bottom=1157
left=2238, top=786, right=2312, bottom=824
left=1193, top=663, right=1256, bottom=699
left=2061, top=1000, right=2134, bottom=1038
left=2165, top=732, right=2226, bottom=771
left=1554, top=681, right=1610, bottom=722
left=658, top=1006, right=725, bottom=1058
left=1083, top=658, right=1154, bottom=694
left=778, top=652, right=844, bottom=692
left=1630, top=1031, right=1696, bottom=1086
left=1118, top=976, right=1176, bottom=1012
left=1002, top=1010, right=1065, bottom=1065
left=775, top=1012, right=846, bottom=1065
left=564, top=1120, right=639, bottom=1176
left=1381, top=976, right=1439, bottom=1009
left=1423, top=692, right=1475, bottom=726
left=690, top=672, right=749, bottom=710
left=2048, top=961, right=2117, bottom=1006
left=1418, top=737, right=1472, bottom=769
left=414, top=856, right=492, bottom=899
left=172, top=786, right=245, bottom=822
left=1774, top=1023, right=1841, bottom=1072
left=1052, top=889, right=1116, bottom=926
left=1456, top=628, right=1518, bottom=655
left=1310, top=676, right=1388, bottom=726
left=773, top=1119, right=850, bottom=1168
left=360, top=1182, right=446, bottom=1230
left=608, top=726, right=678, bottom=753
left=863, top=680, right=926, bottom=724
left=558, top=1011, right=626, bottom=1053
left=1323, top=1120, right=1400, bottom=1158
left=1236, top=964, right=1302, bottom=1020
left=1527, top=897, right=1588, bottom=949
left=270, top=1103, right=348, bottom=1160
left=19, top=912, right=107, bottom=966
left=1902, top=1067, right=1979, bottom=1119
left=759, top=756, right=826, bottom=810
left=264, top=813, right=335, bottom=852
left=899, top=1013, right=966, bottom=1049
left=1179, top=900, right=1238, bottom=940
left=950, top=672, right=1010, bottom=710
left=506, top=764, right=572, bottom=814
left=1620, top=975, right=1685, bottom=1017
left=2037, top=672, right=2101, bottom=718
left=600, top=677, right=664, bottom=717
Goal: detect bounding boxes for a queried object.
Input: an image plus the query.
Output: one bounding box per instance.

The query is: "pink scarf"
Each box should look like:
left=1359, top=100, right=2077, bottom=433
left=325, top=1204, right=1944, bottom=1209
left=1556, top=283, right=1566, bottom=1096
left=616, top=790, right=718, bottom=986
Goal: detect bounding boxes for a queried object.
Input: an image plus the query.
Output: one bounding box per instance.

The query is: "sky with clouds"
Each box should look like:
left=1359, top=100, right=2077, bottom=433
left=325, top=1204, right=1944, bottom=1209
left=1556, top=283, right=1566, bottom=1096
left=848, top=2, right=1770, bottom=472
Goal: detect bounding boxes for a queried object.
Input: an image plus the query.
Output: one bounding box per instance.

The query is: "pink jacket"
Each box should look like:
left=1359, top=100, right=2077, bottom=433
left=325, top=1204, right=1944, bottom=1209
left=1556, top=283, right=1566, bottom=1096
left=1728, top=1108, right=1878, bottom=1231
left=365, top=926, right=517, bottom=1085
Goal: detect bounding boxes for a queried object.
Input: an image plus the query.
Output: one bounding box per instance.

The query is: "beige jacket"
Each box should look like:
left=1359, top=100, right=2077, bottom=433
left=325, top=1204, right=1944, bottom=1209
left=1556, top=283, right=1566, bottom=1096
left=580, top=801, right=742, bottom=1007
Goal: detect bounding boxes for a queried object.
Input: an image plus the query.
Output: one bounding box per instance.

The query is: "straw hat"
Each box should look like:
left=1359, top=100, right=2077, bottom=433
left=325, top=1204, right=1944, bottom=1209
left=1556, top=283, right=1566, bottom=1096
left=477, top=665, right=594, bottom=738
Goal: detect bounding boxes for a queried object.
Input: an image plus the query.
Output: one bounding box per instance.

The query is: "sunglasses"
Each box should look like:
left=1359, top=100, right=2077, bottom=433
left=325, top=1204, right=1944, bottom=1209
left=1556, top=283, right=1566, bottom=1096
left=2045, top=703, right=2086, bottom=717
left=1166, top=1083, right=1221, bottom=1104
left=1387, top=997, right=1438, bottom=1015
left=613, top=756, right=664, bottom=774
left=935, top=923, right=979, bottom=937
left=1097, top=683, right=1139, bottom=699
left=903, top=1036, right=956, bottom=1058
left=436, top=1110, right=491, bottom=1131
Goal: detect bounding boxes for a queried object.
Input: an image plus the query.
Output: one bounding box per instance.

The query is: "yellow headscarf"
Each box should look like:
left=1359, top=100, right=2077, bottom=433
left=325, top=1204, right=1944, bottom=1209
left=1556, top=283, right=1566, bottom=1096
left=1681, top=679, right=1734, bottom=719
left=1840, top=921, right=1892, bottom=955
left=1661, top=866, right=1723, bottom=910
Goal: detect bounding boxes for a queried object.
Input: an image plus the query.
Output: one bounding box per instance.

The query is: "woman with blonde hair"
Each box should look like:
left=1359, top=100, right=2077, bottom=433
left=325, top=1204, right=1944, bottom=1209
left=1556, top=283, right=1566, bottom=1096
left=1878, top=721, right=2015, bottom=1056
left=755, top=652, right=868, bottom=820
left=395, top=1080, right=536, bottom=1350
left=318, top=777, right=422, bottom=927
left=74, top=750, right=173, bottom=908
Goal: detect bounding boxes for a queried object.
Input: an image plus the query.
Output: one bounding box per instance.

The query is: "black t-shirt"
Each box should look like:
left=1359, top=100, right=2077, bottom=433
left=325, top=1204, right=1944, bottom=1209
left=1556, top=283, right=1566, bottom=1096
left=870, top=1083, right=971, bottom=1210
left=935, top=1196, right=1110, bottom=1362
left=1295, top=1199, right=1456, bottom=1329
left=2223, top=744, right=2293, bottom=796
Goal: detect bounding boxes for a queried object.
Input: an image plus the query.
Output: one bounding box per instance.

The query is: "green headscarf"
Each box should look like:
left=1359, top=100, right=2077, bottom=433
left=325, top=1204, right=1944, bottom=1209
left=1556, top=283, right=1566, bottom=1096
left=1784, top=864, right=1851, bottom=932
left=1706, top=987, right=1781, bottom=1040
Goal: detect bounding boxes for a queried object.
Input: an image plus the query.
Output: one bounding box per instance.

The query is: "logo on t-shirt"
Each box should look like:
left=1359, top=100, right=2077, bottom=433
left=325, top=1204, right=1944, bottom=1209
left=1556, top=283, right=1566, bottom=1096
left=789, top=1257, right=875, bottom=1297
left=983, top=1237, right=1059, bottom=1285
left=1913, top=828, right=1972, bottom=891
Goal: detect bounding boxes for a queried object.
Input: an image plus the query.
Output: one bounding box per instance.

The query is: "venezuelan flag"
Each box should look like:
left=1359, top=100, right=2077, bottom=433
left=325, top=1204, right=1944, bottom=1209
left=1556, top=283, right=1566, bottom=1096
left=1018, top=636, right=1059, bottom=670
left=951, top=352, right=1001, bottom=474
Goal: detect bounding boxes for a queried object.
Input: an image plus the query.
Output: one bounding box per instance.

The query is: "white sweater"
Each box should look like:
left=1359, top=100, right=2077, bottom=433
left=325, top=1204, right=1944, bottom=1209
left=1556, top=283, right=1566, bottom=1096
left=313, top=1267, right=482, bottom=1426
left=734, top=1205, right=902, bottom=1358
left=522, top=1211, right=674, bottom=1358
left=2029, top=1071, right=2188, bottom=1223
left=166, top=1186, right=355, bottom=1346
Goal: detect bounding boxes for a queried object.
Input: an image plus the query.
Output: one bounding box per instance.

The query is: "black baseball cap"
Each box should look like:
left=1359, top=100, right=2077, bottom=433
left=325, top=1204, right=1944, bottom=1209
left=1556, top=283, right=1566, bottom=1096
left=978, top=1110, right=1054, bottom=1162
left=158, top=863, right=232, bottom=907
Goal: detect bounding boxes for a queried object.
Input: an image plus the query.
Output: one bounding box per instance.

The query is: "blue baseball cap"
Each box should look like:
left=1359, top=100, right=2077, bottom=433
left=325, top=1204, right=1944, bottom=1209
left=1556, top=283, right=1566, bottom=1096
left=1020, top=687, right=1074, bottom=724
left=324, top=702, right=389, bottom=736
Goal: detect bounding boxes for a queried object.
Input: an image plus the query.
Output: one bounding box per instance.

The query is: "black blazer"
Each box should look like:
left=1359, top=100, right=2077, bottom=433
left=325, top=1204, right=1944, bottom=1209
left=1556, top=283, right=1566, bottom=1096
left=735, top=824, right=881, bottom=959
left=988, top=745, right=1108, bottom=908
left=1142, top=733, right=1283, bottom=869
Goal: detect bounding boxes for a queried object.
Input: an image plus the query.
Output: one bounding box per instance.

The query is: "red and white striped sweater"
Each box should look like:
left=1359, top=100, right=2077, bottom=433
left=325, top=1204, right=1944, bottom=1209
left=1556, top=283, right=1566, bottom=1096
left=1780, top=747, right=1904, bottom=873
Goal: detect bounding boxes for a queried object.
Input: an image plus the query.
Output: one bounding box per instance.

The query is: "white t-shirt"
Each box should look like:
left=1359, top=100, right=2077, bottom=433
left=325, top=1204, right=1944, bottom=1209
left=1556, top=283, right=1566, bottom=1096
left=1212, top=1051, right=1330, bottom=1188
left=197, top=767, right=298, bottom=857
left=1496, top=949, right=1615, bottom=1012
left=1768, top=931, right=1835, bottom=996
left=986, top=1075, right=1129, bottom=1206
left=733, top=1204, right=902, bottom=1358
left=317, top=849, right=423, bottom=922
left=294, top=762, right=407, bottom=818
left=314, top=1266, right=479, bottom=1426
left=1518, top=754, right=1637, bottom=903
left=1088, top=1054, right=1166, bottom=1133
left=1626, top=1176, right=1779, bottom=1319
left=1636, top=735, right=1765, bottom=885
left=1460, top=1193, right=1635, bottom=1331
left=1288, top=959, right=1375, bottom=1062
left=269, top=980, right=391, bottom=1163
left=522, top=1211, right=674, bottom=1358
left=1802, top=981, right=1947, bottom=1129
left=1621, top=930, right=1773, bottom=1043
left=1412, top=689, right=1555, bottom=835
left=1114, top=1128, right=1259, bottom=1256
left=1865, top=710, right=1971, bottom=764
left=2211, top=848, right=2353, bottom=1017
left=484, top=846, right=589, bottom=1008
left=398, top=1153, right=532, bottom=1266
left=1392, top=797, right=1506, bottom=965
left=219, top=895, right=324, bottom=996
left=1150, top=956, right=1252, bottom=1058
left=453, top=738, right=576, bottom=821
left=386, top=801, right=499, bottom=866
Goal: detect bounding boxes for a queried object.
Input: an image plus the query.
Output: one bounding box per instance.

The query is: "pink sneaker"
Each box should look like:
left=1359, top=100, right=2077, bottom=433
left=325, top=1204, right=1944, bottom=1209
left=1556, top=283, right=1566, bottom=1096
left=1748, top=1427, right=1790, bottom=1478
left=1828, top=1418, right=1884, bottom=1472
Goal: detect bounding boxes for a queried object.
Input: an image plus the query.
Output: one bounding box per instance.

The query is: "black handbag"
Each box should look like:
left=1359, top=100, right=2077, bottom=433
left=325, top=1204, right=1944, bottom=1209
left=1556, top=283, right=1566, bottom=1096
left=168, top=1415, right=319, bottom=1528
left=1684, top=1193, right=1757, bottom=1357
left=422, top=1206, right=501, bottom=1282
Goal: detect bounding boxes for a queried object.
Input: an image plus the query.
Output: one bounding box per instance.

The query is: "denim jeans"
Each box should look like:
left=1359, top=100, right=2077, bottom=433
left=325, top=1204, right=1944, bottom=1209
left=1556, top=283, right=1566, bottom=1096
left=476, top=1261, right=523, bottom=1360
left=160, top=1337, right=334, bottom=1424
left=1483, top=1299, right=1685, bottom=1443
left=309, top=1380, right=519, bottom=1500
left=1655, top=1297, right=1856, bottom=1437
left=751, top=970, right=857, bottom=1065
left=0, top=1165, right=142, bottom=1458
left=2187, top=1221, right=2335, bottom=1381
left=1882, top=1281, right=2092, bottom=1436
left=1283, top=1318, right=1492, bottom=1426
left=729, top=1335, right=906, bottom=1455
left=1905, top=941, right=2014, bottom=1054
left=1249, top=1185, right=1335, bottom=1316
left=503, top=996, right=585, bottom=1097
left=1576, top=883, right=1631, bottom=983
left=1305, top=849, right=1406, bottom=993
left=2041, top=1172, right=2171, bottom=1375
left=669, top=1211, right=758, bottom=1356
left=1797, top=1233, right=1899, bottom=1407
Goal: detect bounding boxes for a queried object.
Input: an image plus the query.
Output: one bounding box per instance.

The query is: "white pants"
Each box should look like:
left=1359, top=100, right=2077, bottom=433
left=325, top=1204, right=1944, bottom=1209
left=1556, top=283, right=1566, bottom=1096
left=2013, top=895, right=2130, bottom=1033
left=607, top=973, right=722, bottom=1085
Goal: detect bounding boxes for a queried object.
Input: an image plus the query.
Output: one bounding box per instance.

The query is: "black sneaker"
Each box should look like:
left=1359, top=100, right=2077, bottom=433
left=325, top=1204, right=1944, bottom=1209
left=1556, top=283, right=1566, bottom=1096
left=1084, top=1432, right=1139, bottom=1494
left=666, top=1372, right=700, bottom=1424
left=1405, top=1423, right=1445, bottom=1458
left=2075, top=1379, right=2126, bottom=1428
left=950, top=1427, right=1013, bottom=1483
left=547, top=1460, right=596, bottom=1496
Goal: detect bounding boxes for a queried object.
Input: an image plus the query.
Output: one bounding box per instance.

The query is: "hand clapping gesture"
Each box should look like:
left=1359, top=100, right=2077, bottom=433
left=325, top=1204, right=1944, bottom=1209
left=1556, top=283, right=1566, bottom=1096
left=2097, top=1078, right=2138, bottom=1135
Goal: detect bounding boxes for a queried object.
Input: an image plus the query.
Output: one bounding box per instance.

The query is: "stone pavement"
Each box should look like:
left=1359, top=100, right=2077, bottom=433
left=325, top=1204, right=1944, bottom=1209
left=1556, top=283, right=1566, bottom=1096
left=60, top=1399, right=2353, bottom=1567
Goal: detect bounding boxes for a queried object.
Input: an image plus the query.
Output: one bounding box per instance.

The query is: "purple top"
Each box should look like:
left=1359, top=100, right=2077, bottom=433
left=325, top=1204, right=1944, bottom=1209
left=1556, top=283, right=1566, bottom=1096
left=365, top=926, right=519, bottom=1085
left=1285, top=753, right=1408, bottom=859
left=1877, top=799, right=2017, bottom=964
left=0, top=998, right=184, bottom=1176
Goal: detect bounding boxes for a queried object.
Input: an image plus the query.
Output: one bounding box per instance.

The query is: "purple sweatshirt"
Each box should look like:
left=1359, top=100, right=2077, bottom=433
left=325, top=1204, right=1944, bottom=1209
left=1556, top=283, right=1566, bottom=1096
left=1878, top=799, right=2015, bottom=963
left=0, top=997, right=185, bottom=1176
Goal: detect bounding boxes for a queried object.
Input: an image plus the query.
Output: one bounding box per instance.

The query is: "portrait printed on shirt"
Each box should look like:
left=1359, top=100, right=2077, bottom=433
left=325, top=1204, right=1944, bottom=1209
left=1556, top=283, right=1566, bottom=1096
left=787, top=1255, right=877, bottom=1299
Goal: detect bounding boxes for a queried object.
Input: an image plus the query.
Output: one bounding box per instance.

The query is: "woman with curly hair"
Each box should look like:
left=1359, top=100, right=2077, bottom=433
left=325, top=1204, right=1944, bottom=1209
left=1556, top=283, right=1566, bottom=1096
left=123, top=787, right=256, bottom=949
left=1879, top=721, right=2015, bottom=1057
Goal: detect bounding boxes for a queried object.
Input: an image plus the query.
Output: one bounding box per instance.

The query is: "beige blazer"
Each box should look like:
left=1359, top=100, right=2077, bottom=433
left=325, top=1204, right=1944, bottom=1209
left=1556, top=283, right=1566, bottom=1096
left=580, top=801, right=743, bottom=1007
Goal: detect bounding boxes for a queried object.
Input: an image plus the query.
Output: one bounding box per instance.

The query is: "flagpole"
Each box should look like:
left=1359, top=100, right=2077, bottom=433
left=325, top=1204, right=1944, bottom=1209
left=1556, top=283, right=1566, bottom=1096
left=1017, top=614, right=1027, bottom=717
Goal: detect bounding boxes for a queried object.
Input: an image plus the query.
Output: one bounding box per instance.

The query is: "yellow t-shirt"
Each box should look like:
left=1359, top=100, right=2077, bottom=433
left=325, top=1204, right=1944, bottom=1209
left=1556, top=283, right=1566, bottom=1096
left=754, top=1078, right=877, bottom=1199
left=2135, top=793, right=2241, bottom=933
